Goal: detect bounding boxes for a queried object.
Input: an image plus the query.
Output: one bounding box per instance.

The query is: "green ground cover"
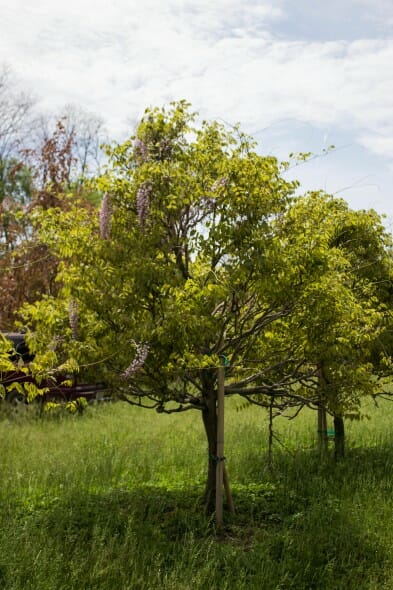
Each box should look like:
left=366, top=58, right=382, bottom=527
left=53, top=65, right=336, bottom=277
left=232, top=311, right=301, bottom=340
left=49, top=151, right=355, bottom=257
left=0, top=398, right=392, bottom=589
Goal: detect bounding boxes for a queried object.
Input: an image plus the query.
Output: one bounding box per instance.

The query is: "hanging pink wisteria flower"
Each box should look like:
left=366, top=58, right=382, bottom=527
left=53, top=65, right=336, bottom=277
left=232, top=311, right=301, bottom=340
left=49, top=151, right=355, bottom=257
left=121, top=342, right=150, bottom=379
left=159, top=137, right=173, bottom=159
left=211, top=176, right=229, bottom=192
left=134, top=138, right=149, bottom=162
left=68, top=299, right=79, bottom=340
left=136, top=181, right=152, bottom=228
left=99, top=193, right=112, bottom=240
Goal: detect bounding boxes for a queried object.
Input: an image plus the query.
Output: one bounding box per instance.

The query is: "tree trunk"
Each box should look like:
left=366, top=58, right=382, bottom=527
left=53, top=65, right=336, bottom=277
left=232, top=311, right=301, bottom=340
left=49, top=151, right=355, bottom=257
left=201, top=379, right=217, bottom=513
left=317, top=364, right=328, bottom=457
left=317, top=404, right=328, bottom=457
left=334, top=414, right=345, bottom=460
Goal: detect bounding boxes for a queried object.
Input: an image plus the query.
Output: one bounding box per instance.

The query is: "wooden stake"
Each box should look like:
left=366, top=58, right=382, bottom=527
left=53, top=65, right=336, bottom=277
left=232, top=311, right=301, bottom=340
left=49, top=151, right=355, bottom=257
left=317, top=405, right=328, bottom=456
left=267, top=396, right=274, bottom=470
left=317, top=366, right=328, bottom=457
left=216, top=365, right=225, bottom=527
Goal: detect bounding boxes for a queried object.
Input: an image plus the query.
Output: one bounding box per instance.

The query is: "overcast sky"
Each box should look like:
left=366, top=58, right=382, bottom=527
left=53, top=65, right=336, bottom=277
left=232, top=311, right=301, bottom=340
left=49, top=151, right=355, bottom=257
left=1, top=0, right=392, bottom=225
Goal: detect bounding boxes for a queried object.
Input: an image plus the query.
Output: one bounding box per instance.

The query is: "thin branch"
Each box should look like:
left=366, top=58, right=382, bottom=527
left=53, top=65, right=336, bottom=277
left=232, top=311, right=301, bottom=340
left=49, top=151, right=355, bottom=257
left=157, top=403, right=202, bottom=414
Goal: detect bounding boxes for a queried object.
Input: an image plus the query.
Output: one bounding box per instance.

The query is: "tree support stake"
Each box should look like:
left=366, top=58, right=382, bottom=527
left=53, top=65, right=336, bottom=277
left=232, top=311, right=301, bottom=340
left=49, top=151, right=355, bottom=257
left=216, top=364, right=234, bottom=527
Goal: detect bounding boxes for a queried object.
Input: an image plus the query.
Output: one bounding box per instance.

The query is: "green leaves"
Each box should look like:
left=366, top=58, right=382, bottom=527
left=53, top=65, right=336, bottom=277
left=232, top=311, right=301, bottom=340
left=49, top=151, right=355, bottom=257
left=270, top=191, right=392, bottom=415
left=18, top=103, right=393, bottom=421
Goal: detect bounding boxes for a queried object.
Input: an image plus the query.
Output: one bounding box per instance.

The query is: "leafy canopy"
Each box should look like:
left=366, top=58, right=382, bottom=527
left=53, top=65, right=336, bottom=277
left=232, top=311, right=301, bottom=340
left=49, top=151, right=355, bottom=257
left=21, top=102, right=393, bottom=419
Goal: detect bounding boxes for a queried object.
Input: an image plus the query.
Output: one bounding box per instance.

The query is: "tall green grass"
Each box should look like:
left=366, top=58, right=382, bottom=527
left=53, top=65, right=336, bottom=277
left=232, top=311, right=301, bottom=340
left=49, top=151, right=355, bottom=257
left=0, top=398, right=393, bottom=589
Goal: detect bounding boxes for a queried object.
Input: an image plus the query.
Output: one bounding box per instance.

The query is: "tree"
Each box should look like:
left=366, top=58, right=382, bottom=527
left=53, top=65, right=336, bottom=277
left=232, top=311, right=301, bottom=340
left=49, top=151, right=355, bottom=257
left=0, top=65, right=36, bottom=263
left=59, top=104, right=106, bottom=181
left=20, top=102, right=392, bottom=507
left=0, top=119, right=97, bottom=329
left=21, top=102, right=313, bottom=507
left=0, top=66, right=35, bottom=161
left=0, top=65, right=105, bottom=330
left=31, top=105, right=106, bottom=186
left=271, top=192, right=393, bottom=457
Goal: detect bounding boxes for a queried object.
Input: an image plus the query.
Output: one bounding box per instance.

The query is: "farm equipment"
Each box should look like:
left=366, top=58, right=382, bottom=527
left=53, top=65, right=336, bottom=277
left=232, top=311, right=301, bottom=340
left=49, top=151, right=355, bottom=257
left=1, top=332, right=109, bottom=405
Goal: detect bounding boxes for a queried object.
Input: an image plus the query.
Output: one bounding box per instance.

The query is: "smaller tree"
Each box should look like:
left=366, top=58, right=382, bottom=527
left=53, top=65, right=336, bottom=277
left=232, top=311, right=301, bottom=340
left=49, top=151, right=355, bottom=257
left=272, top=192, right=393, bottom=456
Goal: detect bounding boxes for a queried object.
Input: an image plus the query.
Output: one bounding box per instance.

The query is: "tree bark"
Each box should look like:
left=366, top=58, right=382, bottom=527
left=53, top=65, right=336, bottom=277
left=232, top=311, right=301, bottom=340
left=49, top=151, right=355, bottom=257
left=334, top=414, right=345, bottom=460
left=317, top=404, right=328, bottom=457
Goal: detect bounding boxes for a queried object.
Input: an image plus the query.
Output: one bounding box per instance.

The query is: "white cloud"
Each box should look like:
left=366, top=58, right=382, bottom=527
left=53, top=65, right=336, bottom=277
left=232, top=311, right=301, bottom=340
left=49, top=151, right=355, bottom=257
left=3, top=4, right=390, bottom=131
left=359, top=134, right=393, bottom=162
left=0, top=0, right=392, bottom=216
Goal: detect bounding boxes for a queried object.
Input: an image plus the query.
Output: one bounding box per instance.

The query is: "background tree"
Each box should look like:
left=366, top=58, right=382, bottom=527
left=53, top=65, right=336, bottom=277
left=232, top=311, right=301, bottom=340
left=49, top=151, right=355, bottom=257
left=0, top=118, right=99, bottom=329
left=269, top=192, right=393, bottom=457
left=0, top=65, right=36, bottom=258
left=0, top=64, right=106, bottom=330
left=60, top=104, right=106, bottom=182
left=0, top=66, right=35, bottom=161
left=31, top=105, right=106, bottom=186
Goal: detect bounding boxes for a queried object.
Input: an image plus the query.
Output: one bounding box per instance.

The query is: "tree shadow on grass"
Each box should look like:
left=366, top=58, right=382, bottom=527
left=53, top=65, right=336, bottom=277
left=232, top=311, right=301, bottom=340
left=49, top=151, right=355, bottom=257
left=2, top=473, right=389, bottom=590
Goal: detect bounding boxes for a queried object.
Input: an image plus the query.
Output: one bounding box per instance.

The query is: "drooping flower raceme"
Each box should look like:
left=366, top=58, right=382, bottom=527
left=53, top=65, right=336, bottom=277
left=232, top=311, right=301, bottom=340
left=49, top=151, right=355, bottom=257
left=134, top=138, right=149, bottom=162
left=122, top=342, right=150, bottom=379
left=136, top=181, right=152, bottom=228
left=159, top=137, right=173, bottom=159
left=211, top=176, right=229, bottom=192
left=68, top=299, right=79, bottom=340
left=99, top=192, right=112, bottom=240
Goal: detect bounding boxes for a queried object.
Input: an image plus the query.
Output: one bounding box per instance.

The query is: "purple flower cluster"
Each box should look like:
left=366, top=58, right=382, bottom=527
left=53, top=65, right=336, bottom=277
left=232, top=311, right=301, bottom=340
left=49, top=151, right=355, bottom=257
left=159, top=137, right=173, bottom=159
left=201, top=196, right=216, bottom=213
left=122, top=342, right=150, bottom=379
left=136, top=181, right=152, bottom=228
left=68, top=299, right=79, bottom=340
left=211, top=176, right=229, bottom=192
left=99, top=193, right=112, bottom=240
left=134, top=138, right=149, bottom=162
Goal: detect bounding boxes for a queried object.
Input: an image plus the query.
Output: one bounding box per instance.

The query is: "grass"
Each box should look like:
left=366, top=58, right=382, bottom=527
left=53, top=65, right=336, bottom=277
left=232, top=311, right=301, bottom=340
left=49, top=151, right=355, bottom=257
left=0, top=398, right=393, bottom=589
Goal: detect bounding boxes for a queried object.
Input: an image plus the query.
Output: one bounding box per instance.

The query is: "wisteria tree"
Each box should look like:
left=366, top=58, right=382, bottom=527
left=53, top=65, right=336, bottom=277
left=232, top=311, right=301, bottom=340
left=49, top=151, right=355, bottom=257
left=21, top=102, right=392, bottom=506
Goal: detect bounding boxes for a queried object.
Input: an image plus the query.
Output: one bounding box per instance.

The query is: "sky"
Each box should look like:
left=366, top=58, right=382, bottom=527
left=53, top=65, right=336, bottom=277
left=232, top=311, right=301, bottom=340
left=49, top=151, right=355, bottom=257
left=1, top=0, right=392, bottom=225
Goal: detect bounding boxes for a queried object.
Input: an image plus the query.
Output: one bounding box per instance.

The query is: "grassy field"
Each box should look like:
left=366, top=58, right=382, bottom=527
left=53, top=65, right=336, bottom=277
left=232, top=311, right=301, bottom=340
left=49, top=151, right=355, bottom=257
left=1, top=397, right=393, bottom=589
